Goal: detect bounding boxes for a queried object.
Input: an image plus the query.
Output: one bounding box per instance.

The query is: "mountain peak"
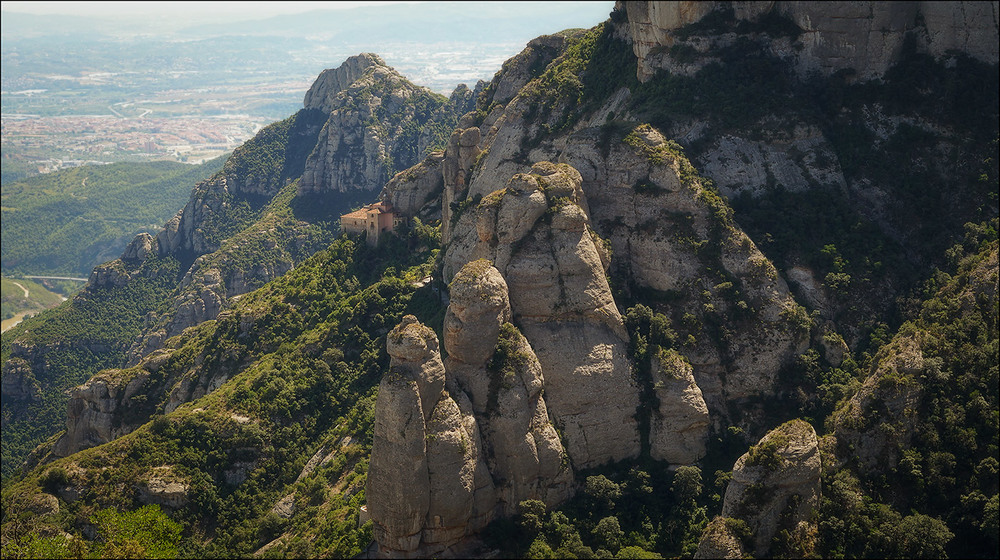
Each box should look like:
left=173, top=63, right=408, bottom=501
left=303, top=52, right=388, bottom=113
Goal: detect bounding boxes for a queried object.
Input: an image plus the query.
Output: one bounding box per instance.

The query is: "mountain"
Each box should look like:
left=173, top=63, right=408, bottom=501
left=1, top=2, right=997, bottom=559
left=1, top=158, right=226, bottom=278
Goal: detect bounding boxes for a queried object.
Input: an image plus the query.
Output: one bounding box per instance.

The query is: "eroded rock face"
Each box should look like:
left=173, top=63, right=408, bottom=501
left=301, top=56, right=470, bottom=197
left=121, top=232, right=156, bottom=266
left=487, top=33, right=575, bottom=106
left=719, top=419, right=822, bottom=558
left=441, top=127, right=482, bottom=241
left=52, top=371, right=150, bottom=458
left=694, top=517, right=746, bottom=559
left=649, top=350, right=709, bottom=465
left=367, top=316, right=495, bottom=557
left=304, top=53, right=384, bottom=114
left=1, top=357, right=40, bottom=403
left=699, top=128, right=847, bottom=199
left=620, top=1, right=1000, bottom=82
left=443, top=261, right=573, bottom=514
left=156, top=176, right=232, bottom=258
left=381, top=151, right=446, bottom=219
left=561, top=125, right=807, bottom=420
left=826, top=241, right=995, bottom=475
left=136, top=466, right=190, bottom=510
left=445, top=162, right=642, bottom=470
left=828, top=333, right=926, bottom=471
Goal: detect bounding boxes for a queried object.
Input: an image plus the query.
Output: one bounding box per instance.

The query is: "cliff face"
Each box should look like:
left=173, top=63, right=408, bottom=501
left=366, top=316, right=495, bottom=557
left=621, top=1, right=1000, bottom=82
left=300, top=54, right=474, bottom=196
left=698, top=419, right=822, bottom=558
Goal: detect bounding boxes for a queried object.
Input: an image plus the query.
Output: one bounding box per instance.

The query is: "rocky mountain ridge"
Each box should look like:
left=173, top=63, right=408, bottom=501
left=1, top=2, right=996, bottom=559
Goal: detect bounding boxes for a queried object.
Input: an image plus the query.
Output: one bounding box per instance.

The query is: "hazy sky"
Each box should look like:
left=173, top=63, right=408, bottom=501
left=1, top=2, right=609, bottom=23
left=0, top=2, right=454, bottom=30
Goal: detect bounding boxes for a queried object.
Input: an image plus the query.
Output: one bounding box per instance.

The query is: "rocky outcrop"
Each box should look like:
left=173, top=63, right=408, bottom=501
left=698, top=127, right=847, bottom=199
left=155, top=175, right=232, bottom=258
left=52, top=370, right=150, bottom=458
left=381, top=151, right=445, bottom=219
left=560, top=124, right=807, bottom=418
left=367, top=316, right=495, bottom=557
left=648, top=349, right=709, bottom=465
left=717, top=419, right=822, bottom=558
left=136, top=466, right=190, bottom=510
left=121, top=232, right=156, bottom=266
left=300, top=55, right=466, bottom=196
left=445, top=162, right=642, bottom=469
left=441, top=127, right=482, bottom=241
left=620, top=1, right=1000, bottom=82
left=694, top=517, right=746, bottom=559
left=827, top=333, right=927, bottom=471
left=483, top=33, right=578, bottom=107
left=444, top=260, right=573, bottom=514
left=303, top=53, right=384, bottom=114
left=1, top=357, right=40, bottom=403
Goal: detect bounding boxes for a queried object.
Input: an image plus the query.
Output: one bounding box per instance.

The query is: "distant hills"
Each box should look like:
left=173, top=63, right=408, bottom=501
left=1, top=157, right=225, bottom=277
left=1, top=2, right=616, bottom=42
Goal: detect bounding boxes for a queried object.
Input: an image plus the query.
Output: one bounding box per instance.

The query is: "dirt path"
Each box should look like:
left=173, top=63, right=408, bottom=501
left=10, top=281, right=29, bottom=298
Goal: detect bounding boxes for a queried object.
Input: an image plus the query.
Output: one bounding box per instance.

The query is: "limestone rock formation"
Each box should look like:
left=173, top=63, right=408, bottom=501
left=620, top=1, right=1000, bottom=82
left=52, top=370, right=150, bottom=458
left=694, top=517, right=746, bottom=559
left=443, top=260, right=573, bottom=514
left=717, top=419, right=822, bottom=558
left=828, top=241, right=998, bottom=472
left=827, top=332, right=927, bottom=472
left=303, top=53, right=384, bottom=114
left=1, top=357, right=40, bottom=403
left=380, top=151, right=446, bottom=219
left=367, top=316, right=495, bottom=557
left=301, top=55, right=473, bottom=196
left=121, top=232, right=156, bottom=266
left=441, top=127, right=482, bottom=240
left=155, top=176, right=232, bottom=257
left=487, top=33, right=577, bottom=106
left=445, top=162, right=642, bottom=469
left=136, top=466, right=190, bottom=510
left=648, top=349, right=709, bottom=465
left=560, top=124, right=807, bottom=418
left=88, top=260, right=132, bottom=289
left=698, top=127, right=847, bottom=199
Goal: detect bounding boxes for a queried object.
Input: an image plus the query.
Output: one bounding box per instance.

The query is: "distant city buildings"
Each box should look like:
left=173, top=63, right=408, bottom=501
left=340, top=201, right=405, bottom=246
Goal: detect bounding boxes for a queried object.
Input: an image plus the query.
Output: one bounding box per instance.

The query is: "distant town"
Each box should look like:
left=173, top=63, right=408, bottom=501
left=1, top=38, right=520, bottom=179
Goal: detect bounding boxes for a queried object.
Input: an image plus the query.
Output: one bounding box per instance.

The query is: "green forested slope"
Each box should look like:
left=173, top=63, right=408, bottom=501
left=1, top=227, right=442, bottom=558
left=1, top=157, right=225, bottom=277
left=0, top=256, right=182, bottom=480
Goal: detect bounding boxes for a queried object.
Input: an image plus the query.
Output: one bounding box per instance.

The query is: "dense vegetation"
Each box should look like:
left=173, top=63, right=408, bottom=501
left=1, top=255, right=181, bottom=481
left=1, top=158, right=225, bottom=277
left=1, top=6, right=997, bottom=560
left=1, top=224, right=442, bottom=558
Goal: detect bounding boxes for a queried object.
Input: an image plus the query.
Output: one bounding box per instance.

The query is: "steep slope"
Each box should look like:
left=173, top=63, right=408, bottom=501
left=0, top=157, right=225, bottom=277
left=1, top=2, right=997, bottom=559
left=1, top=53, right=474, bottom=479
left=2, top=232, right=441, bottom=558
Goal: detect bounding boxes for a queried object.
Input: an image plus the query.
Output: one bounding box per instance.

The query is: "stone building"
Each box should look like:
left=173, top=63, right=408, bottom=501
left=340, top=201, right=404, bottom=246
